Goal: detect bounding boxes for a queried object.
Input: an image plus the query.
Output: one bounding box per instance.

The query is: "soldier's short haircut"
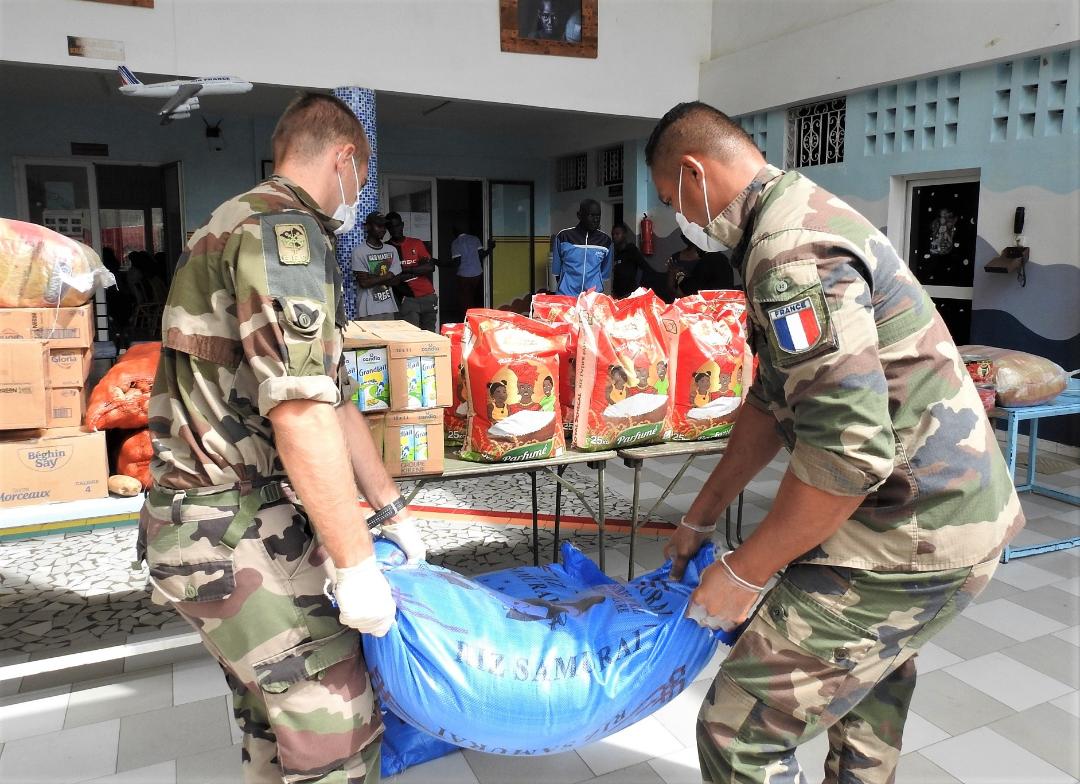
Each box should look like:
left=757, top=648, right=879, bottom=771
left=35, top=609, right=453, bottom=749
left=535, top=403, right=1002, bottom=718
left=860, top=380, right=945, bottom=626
left=272, top=92, right=370, bottom=165
left=644, top=101, right=756, bottom=170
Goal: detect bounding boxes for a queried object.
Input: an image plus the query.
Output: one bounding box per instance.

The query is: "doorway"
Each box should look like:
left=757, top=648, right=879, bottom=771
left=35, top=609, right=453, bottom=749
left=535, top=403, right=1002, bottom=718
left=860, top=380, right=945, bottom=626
left=488, top=180, right=535, bottom=311
left=903, top=175, right=980, bottom=345
left=436, top=179, right=485, bottom=324
left=15, top=157, right=185, bottom=344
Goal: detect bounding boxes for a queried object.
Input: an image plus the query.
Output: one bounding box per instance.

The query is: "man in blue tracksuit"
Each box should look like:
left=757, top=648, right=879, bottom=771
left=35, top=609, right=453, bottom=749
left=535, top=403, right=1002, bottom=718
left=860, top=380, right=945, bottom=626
left=551, top=199, right=614, bottom=296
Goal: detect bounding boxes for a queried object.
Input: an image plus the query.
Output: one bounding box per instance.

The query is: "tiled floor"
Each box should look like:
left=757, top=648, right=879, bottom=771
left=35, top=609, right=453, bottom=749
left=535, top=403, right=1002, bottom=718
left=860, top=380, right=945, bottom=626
left=0, top=455, right=1077, bottom=783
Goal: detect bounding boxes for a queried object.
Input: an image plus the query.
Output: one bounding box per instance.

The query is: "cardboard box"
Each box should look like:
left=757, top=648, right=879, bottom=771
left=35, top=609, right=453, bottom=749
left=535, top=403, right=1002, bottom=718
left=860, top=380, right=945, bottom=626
left=46, top=387, right=85, bottom=429
left=344, top=323, right=452, bottom=411
left=382, top=409, right=444, bottom=477
left=0, top=304, right=95, bottom=349
left=45, top=345, right=93, bottom=388
left=0, top=340, right=47, bottom=430
left=0, top=429, right=108, bottom=508
left=364, top=412, right=386, bottom=458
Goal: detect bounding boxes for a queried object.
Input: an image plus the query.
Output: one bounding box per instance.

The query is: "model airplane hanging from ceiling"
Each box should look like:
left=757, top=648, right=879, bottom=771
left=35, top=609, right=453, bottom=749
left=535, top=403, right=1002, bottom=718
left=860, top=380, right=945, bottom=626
left=117, top=65, right=253, bottom=124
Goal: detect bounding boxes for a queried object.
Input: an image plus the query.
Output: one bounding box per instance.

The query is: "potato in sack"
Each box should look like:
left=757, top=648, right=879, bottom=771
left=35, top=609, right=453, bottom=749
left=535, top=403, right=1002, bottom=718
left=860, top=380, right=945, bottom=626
left=461, top=310, right=565, bottom=462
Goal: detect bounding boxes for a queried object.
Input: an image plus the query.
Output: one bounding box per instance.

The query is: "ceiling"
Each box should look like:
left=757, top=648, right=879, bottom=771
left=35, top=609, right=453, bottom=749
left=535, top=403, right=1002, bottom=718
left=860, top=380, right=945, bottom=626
left=0, top=62, right=657, bottom=158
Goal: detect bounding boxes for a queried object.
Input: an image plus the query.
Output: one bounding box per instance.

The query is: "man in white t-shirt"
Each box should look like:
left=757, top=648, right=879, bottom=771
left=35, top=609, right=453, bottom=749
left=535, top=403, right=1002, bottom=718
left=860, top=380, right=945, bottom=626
left=352, top=212, right=403, bottom=320
left=450, top=227, right=494, bottom=319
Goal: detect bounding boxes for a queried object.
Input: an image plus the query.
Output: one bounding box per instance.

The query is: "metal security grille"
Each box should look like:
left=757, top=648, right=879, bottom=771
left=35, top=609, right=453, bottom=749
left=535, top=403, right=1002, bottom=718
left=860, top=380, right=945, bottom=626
left=556, top=152, right=588, bottom=192
left=597, top=145, right=623, bottom=186
left=786, top=98, right=846, bottom=167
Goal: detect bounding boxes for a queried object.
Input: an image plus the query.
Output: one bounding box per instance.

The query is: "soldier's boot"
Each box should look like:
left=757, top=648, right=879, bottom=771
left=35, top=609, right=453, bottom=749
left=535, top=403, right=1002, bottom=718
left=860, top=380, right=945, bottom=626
left=823, top=656, right=917, bottom=784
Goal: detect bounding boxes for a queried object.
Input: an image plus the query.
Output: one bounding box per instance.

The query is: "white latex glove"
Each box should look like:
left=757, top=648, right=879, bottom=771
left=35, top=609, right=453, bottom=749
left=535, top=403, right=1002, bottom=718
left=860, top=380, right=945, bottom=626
left=333, top=556, right=396, bottom=636
left=686, top=552, right=766, bottom=632
left=380, top=515, right=427, bottom=563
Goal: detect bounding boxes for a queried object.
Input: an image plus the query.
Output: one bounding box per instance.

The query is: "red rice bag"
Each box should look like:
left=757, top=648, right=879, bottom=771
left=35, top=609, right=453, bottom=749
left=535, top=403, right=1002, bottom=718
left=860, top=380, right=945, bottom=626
left=531, top=293, right=581, bottom=436
left=441, top=323, right=468, bottom=445
left=667, top=290, right=749, bottom=440
left=86, top=342, right=160, bottom=430
left=572, top=289, right=674, bottom=450
left=461, top=310, right=565, bottom=462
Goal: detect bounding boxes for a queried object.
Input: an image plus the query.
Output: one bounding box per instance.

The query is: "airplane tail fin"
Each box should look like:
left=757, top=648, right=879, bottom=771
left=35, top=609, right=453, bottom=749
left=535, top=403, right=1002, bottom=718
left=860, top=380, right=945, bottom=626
left=117, top=65, right=141, bottom=86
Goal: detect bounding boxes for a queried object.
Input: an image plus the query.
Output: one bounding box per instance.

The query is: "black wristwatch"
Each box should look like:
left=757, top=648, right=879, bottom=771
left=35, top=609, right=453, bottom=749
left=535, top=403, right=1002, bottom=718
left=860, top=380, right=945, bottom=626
left=366, top=496, right=407, bottom=529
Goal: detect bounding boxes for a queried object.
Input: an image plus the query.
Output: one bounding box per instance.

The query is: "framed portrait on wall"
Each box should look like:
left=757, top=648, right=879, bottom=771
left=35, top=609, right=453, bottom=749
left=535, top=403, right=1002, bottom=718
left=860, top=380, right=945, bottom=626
left=500, top=0, right=597, bottom=59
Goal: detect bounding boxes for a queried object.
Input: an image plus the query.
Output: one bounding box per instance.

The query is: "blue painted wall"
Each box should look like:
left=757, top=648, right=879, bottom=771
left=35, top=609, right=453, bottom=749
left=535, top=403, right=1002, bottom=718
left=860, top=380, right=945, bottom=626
left=734, top=46, right=1080, bottom=445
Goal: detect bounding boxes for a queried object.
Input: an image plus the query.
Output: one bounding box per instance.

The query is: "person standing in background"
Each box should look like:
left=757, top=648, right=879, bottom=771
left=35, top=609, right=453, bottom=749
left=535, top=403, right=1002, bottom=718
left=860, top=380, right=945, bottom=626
left=353, top=211, right=404, bottom=321
left=551, top=199, right=613, bottom=296
left=667, top=233, right=735, bottom=299
left=451, top=226, right=495, bottom=314
left=611, top=221, right=647, bottom=298
left=386, top=211, right=439, bottom=331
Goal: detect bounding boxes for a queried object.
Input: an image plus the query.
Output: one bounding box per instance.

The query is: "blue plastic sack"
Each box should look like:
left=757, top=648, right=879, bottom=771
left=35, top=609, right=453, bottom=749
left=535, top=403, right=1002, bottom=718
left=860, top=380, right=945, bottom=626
left=365, top=539, right=734, bottom=756
left=379, top=706, right=458, bottom=778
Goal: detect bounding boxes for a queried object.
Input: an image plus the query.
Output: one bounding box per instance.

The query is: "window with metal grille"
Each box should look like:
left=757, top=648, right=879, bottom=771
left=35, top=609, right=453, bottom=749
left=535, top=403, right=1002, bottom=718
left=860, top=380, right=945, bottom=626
left=597, top=145, right=623, bottom=186
left=556, top=152, right=588, bottom=192
left=786, top=98, right=846, bottom=168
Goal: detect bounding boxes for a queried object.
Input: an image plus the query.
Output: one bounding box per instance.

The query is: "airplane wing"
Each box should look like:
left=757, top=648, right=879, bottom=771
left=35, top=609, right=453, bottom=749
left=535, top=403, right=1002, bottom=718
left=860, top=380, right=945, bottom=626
left=158, top=83, right=202, bottom=117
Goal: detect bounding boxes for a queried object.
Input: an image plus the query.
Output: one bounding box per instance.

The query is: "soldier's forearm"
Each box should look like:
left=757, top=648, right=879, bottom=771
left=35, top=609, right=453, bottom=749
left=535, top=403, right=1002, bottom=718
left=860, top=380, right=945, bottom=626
left=685, top=403, right=781, bottom=525
left=732, top=471, right=866, bottom=585
left=336, top=403, right=404, bottom=511
left=269, top=399, right=373, bottom=568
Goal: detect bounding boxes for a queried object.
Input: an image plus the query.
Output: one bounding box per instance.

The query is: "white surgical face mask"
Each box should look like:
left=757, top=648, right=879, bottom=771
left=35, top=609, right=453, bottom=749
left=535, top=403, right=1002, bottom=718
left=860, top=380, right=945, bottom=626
left=332, top=154, right=361, bottom=236
left=675, top=163, right=728, bottom=253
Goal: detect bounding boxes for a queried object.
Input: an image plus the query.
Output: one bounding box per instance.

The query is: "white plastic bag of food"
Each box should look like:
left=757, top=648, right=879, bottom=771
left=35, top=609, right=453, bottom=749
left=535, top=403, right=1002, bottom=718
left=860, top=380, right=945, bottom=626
left=0, top=218, right=115, bottom=307
left=960, top=344, right=1072, bottom=407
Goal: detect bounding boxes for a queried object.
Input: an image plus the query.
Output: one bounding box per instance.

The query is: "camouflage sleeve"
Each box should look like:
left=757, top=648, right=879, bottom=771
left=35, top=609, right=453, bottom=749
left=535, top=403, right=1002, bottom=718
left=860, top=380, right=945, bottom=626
left=748, top=252, right=894, bottom=496
left=232, top=214, right=340, bottom=416
left=743, top=366, right=771, bottom=414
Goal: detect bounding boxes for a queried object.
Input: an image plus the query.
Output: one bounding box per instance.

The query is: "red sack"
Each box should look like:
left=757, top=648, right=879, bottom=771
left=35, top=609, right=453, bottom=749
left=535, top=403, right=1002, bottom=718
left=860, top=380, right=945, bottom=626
left=667, top=291, right=750, bottom=441
left=461, top=310, right=565, bottom=462
left=86, top=342, right=161, bottom=430
left=572, top=289, right=675, bottom=450
left=531, top=293, right=581, bottom=436
left=441, top=323, right=468, bottom=445
left=116, top=429, right=153, bottom=489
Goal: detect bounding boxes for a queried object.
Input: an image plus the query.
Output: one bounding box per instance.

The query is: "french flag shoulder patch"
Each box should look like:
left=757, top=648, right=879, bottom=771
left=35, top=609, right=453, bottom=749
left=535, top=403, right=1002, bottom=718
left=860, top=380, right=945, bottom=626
left=767, top=297, right=822, bottom=354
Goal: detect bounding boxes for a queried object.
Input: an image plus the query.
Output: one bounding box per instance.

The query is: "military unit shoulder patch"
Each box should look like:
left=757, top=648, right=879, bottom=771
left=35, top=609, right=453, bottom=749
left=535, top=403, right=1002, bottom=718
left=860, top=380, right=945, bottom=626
left=273, top=223, right=310, bottom=265
left=768, top=297, right=822, bottom=354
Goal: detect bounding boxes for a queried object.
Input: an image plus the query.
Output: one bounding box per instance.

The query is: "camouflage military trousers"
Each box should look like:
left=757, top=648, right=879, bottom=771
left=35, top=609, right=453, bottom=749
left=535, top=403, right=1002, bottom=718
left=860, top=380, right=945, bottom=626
left=697, top=558, right=997, bottom=784
left=139, top=488, right=383, bottom=784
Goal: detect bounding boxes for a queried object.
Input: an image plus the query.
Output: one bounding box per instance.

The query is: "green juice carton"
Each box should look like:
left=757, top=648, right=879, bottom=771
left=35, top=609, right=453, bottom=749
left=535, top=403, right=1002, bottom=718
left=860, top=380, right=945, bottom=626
left=356, top=347, right=390, bottom=411
left=405, top=357, right=423, bottom=409
left=420, top=356, right=438, bottom=408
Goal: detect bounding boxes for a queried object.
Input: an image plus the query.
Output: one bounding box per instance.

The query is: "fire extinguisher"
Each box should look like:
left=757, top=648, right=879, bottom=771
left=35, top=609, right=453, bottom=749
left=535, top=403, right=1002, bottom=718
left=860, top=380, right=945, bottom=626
left=639, top=213, right=655, bottom=256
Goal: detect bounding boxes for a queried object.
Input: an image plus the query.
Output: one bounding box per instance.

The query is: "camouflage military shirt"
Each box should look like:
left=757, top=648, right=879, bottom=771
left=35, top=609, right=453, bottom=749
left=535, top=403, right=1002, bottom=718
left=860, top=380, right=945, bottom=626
left=706, top=165, right=1023, bottom=571
left=149, top=176, right=348, bottom=490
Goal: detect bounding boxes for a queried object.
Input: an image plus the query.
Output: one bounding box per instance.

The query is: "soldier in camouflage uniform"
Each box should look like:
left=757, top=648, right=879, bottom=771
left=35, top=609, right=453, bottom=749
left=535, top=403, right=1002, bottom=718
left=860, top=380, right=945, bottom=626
left=138, top=93, right=427, bottom=784
left=645, top=102, right=1024, bottom=783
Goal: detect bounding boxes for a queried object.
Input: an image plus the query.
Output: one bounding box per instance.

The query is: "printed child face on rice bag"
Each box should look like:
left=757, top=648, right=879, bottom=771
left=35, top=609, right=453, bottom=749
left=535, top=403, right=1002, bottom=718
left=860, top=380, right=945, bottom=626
left=462, top=309, right=565, bottom=463
left=441, top=323, right=468, bottom=445
left=668, top=290, right=748, bottom=441
left=573, top=290, right=673, bottom=450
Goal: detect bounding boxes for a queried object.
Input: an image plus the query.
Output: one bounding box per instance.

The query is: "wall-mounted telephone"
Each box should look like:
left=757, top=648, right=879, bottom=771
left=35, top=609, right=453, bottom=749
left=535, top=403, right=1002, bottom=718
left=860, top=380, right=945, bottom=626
left=984, top=206, right=1029, bottom=286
